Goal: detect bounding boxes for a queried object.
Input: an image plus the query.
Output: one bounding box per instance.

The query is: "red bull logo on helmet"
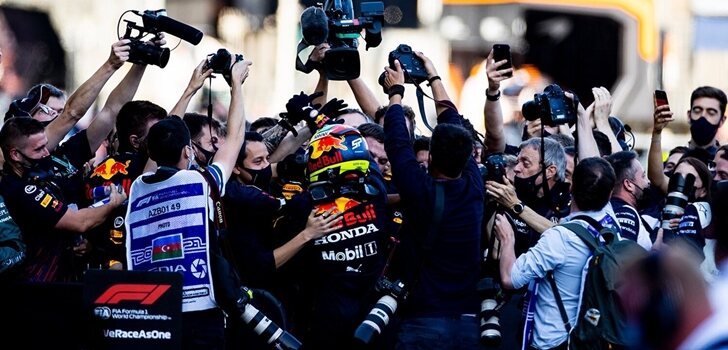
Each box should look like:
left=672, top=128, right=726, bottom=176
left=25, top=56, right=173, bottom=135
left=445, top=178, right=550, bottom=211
left=309, top=135, right=348, bottom=160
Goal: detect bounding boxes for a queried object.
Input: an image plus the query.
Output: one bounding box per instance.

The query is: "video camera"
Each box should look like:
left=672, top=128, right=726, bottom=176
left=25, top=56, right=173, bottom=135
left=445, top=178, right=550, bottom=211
left=205, top=48, right=244, bottom=87
left=121, top=9, right=203, bottom=68
left=522, top=84, right=578, bottom=127
left=298, top=0, right=384, bottom=80
left=353, top=276, right=407, bottom=344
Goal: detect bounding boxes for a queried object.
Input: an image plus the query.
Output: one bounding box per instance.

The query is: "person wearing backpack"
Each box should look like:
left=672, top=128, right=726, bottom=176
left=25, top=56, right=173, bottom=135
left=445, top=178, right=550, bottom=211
left=494, top=157, right=624, bottom=350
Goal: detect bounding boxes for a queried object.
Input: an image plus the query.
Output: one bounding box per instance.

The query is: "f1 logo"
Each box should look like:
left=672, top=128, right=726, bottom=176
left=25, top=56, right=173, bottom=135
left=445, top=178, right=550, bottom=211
left=95, top=284, right=171, bottom=305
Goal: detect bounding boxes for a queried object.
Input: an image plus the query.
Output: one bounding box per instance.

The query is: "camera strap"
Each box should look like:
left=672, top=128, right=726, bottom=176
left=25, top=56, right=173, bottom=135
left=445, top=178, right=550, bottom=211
left=295, top=40, right=323, bottom=74
left=415, top=85, right=436, bottom=132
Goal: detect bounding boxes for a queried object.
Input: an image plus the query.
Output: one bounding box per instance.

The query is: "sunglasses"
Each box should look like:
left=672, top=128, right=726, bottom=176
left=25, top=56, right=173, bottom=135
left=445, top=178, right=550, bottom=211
left=34, top=103, right=59, bottom=116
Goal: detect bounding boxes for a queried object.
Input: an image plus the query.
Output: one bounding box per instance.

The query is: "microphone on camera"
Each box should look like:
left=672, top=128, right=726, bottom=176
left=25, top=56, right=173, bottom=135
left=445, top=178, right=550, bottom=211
left=141, top=10, right=203, bottom=45
left=301, top=6, right=329, bottom=46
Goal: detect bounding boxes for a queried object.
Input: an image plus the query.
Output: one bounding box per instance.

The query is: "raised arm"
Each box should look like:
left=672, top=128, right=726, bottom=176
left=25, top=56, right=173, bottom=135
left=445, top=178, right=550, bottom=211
left=575, top=96, right=600, bottom=160
left=85, top=63, right=147, bottom=152
left=648, top=104, right=673, bottom=193
left=414, top=51, right=451, bottom=116
left=213, top=59, right=252, bottom=179
left=347, top=77, right=381, bottom=119
left=309, top=44, right=329, bottom=108
left=45, top=40, right=129, bottom=150
left=592, top=87, right=622, bottom=154
left=169, top=59, right=213, bottom=117
left=483, top=49, right=512, bottom=154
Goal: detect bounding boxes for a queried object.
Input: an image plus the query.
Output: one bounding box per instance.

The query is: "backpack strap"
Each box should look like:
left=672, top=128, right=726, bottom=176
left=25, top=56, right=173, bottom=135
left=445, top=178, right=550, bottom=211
left=546, top=219, right=602, bottom=334
left=547, top=271, right=572, bottom=333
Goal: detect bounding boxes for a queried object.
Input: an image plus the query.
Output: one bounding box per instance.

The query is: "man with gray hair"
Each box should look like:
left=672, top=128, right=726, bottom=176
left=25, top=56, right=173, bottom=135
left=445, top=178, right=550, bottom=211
left=487, top=137, right=571, bottom=248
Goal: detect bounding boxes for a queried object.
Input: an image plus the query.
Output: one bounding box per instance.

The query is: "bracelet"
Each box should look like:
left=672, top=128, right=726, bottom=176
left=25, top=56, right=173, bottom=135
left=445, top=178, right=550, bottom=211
left=486, top=88, right=501, bottom=101
left=427, top=75, right=441, bottom=86
left=388, top=84, right=405, bottom=99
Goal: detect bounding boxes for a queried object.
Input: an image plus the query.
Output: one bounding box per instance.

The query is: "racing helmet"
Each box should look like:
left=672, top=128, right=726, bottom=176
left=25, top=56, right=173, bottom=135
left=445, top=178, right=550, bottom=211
left=306, top=124, right=370, bottom=183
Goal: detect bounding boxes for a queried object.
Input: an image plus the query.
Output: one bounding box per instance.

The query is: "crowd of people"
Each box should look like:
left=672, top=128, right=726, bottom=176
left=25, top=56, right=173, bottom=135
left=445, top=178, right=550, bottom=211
left=1, top=31, right=728, bottom=350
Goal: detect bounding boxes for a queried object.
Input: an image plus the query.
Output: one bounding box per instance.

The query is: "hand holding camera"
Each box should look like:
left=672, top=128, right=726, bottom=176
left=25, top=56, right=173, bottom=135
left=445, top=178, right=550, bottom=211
left=485, top=177, right=519, bottom=209
left=205, top=48, right=246, bottom=87
left=184, top=59, right=214, bottom=93
left=383, top=60, right=406, bottom=92
left=230, top=57, right=252, bottom=86
left=108, top=39, right=132, bottom=69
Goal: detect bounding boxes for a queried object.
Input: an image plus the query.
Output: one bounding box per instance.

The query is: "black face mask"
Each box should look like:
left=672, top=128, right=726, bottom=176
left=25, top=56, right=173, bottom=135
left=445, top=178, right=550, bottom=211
left=193, top=142, right=218, bottom=165
left=633, top=182, right=653, bottom=211
left=244, top=165, right=273, bottom=190
left=514, top=169, right=544, bottom=204
left=689, top=117, right=720, bottom=147
left=19, top=152, right=55, bottom=180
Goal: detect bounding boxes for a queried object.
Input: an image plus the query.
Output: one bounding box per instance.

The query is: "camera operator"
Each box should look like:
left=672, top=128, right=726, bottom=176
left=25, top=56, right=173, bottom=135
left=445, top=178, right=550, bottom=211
left=607, top=151, right=657, bottom=250
left=382, top=53, right=484, bottom=348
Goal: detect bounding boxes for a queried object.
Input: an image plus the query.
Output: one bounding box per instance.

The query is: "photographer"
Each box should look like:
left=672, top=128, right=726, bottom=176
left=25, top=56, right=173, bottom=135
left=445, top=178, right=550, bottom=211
left=383, top=53, right=483, bottom=349
left=124, top=57, right=251, bottom=349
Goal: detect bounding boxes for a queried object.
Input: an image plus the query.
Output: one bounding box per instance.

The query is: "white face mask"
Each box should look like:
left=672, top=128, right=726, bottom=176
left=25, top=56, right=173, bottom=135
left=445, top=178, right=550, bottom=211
left=187, top=145, right=196, bottom=170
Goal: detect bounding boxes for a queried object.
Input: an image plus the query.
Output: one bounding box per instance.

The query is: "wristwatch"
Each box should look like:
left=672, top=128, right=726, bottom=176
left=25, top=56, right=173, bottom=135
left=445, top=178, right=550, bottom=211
left=486, top=88, right=501, bottom=101
left=511, top=202, right=524, bottom=215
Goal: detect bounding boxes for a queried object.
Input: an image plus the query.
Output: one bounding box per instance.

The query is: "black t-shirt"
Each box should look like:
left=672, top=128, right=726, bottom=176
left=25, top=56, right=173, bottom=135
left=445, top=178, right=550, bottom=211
left=0, top=171, right=72, bottom=282
left=223, top=180, right=282, bottom=288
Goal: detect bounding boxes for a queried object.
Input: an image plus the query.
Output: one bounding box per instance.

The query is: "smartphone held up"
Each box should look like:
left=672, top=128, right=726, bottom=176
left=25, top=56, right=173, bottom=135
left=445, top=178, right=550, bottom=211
left=492, top=44, right=513, bottom=78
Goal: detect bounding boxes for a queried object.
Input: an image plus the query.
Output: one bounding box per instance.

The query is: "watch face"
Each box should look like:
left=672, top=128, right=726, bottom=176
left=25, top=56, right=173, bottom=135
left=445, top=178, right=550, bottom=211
left=513, top=203, right=524, bottom=214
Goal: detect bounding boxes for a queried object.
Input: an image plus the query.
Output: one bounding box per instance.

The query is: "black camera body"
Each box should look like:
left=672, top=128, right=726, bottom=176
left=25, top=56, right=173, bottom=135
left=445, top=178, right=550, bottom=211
left=388, top=44, right=428, bottom=85
left=122, top=9, right=202, bottom=68
left=522, top=84, right=577, bottom=127
left=354, top=277, right=407, bottom=344
left=480, top=153, right=509, bottom=184
left=205, top=48, right=244, bottom=87
left=302, top=1, right=384, bottom=80
left=377, top=44, right=428, bottom=93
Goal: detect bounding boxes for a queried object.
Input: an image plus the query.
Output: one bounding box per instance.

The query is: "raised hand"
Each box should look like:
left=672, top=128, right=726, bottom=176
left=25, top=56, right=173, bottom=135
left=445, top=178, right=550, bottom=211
left=108, top=39, right=131, bottom=69
left=486, top=49, right=513, bottom=91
